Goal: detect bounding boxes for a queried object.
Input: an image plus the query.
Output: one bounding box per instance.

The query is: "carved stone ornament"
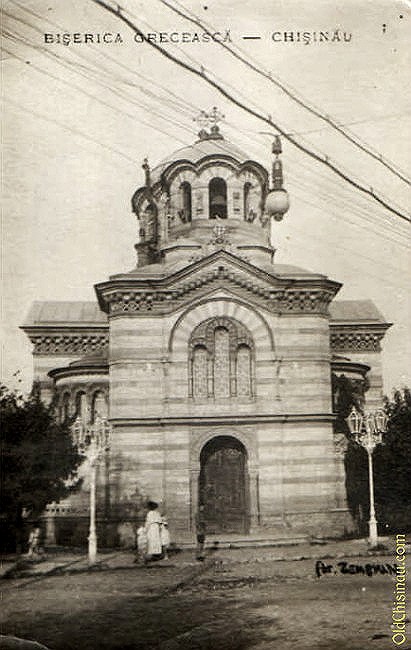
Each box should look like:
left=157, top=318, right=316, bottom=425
left=28, top=333, right=109, bottom=355
left=96, top=253, right=341, bottom=318
left=330, top=330, right=385, bottom=352
left=210, top=223, right=230, bottom=247
left=105, top=279, right=336, bottom=317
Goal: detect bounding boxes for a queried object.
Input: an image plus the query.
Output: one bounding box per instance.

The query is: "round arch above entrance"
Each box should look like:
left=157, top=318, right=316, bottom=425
left=199, top=435, right=250, bottom=534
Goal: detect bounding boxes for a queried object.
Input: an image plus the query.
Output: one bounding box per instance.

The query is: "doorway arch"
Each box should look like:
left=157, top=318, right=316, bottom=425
left=199, top=436, right=250, bottom=534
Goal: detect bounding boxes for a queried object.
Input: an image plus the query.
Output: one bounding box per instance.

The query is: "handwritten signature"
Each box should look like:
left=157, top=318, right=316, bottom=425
left=315, top=560, right=398, bottom=578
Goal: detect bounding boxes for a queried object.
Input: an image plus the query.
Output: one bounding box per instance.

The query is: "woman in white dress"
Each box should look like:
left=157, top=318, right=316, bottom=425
left=144, top=501, right=162, bottom=559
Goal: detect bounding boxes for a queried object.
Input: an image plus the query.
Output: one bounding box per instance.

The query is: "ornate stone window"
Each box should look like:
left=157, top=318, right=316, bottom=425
left=209, top=177, right=227, bottom=219
left=179, top=181, right=192, bottom=222
left=188, top=317, right=254, bottom=399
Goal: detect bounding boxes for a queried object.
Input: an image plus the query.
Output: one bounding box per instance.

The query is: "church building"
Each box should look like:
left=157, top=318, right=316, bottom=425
left=22, top=112, right=391, bottom=545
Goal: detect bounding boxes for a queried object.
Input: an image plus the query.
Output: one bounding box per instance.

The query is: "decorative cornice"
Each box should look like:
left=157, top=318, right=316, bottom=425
left=330, top=325, right=390, bottom=352
left=96, top=255, right=340, bottom=317
left=49, top=365, right=109, bottom=381
left=24, top=330, right=109, bottom=355
left=105, top=285, right=337, bottom=317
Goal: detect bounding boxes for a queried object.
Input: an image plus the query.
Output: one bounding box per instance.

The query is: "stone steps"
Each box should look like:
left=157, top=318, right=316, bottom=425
left=175, top=531, right=309, bottom=549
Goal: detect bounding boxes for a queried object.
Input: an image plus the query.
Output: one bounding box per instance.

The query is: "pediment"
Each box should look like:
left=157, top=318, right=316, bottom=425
left=95, top=250, right=341, bottom=318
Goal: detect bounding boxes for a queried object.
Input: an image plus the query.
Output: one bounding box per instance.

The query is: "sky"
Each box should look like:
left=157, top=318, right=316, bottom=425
left=1, top=0, right=410, bottom=396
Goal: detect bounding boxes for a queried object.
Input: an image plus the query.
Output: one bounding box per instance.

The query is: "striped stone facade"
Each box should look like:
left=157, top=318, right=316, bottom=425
left=22, top=131, right=391, bottom=545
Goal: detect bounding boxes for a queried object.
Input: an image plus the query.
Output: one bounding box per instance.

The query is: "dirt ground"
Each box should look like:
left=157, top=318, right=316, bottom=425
left=0, top=546, right=406, bottom=650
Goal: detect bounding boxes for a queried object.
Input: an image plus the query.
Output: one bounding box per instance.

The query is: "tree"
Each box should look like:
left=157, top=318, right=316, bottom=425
left=0, top=384, right=83, bottom=551
left=331, top=373, right=370, bottom=534
left=337, top=384, right=411, bottom=535
left=374, top=388, right=411, bottom=532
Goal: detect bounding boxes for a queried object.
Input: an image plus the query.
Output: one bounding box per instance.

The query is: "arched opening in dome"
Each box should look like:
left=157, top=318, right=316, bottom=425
left=179, top=181, right=192, bottom=222
left=243, top=182, right=252, bottom=221
left=209, top=177, right=227, bottom=219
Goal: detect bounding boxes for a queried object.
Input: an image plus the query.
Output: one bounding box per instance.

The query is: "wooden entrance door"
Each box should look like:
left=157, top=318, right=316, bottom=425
left=199, top=436, right=249, bottom=534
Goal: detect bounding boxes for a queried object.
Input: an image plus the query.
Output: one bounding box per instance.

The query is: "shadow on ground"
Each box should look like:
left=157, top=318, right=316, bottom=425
left=1, top=575, right=275, bottom=650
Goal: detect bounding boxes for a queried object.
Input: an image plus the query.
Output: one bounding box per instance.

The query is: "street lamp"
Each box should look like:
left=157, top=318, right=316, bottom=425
left=73, top=416, right=111, bottom=565
left=346, top=406, right=388, bottom=546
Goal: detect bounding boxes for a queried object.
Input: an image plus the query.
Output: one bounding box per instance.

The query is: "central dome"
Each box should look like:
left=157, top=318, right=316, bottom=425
left=131, top=126, right=274, bottom=268
left=151, top=134, right=253, bottom=184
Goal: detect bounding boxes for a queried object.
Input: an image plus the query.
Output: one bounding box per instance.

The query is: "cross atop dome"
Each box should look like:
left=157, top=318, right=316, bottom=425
left=193, top=107, right=225, bottom=141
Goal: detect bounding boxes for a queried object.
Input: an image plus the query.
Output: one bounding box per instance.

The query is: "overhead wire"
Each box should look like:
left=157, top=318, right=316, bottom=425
left=217, top=115, right=411, bottom=245
left=3, top=17, right=276, bottom=170
left=7, top=1, right=410, bottom=231
left=3, top=15, right=410, bottom=290
left=158, top=0, right=411, bottom=186
left=3, top=29, right=259, bottom=174
left=3, top=27, right=409, bottom=249
left=90, top=0, right=410, bottom=224
left=7, top=0, right=200, bottom=117
left=1, top=19, right=196, bottom=138
left=224, top=121, right=411, bottom=238
left=1, top=43, right=191, bottom=147
left=225, top=129, right=410, bottom=248
left=3, top=96, right=140, bottom=165
left=284, top=112, right=411, bottom=137
left=5, top=2, right=411, bottom=242
left=122, top=3, right=411, bottom=223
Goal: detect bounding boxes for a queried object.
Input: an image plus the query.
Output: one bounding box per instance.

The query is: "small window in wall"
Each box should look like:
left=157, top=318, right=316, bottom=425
left=179, top=182, right=192, bottom=222
left=209, top=177, right=227, bottom=219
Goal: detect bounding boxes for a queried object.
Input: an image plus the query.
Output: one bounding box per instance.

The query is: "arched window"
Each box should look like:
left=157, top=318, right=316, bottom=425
left=60, top=392, right=70, bottom=423
left=192, top=345, right=209, bottom=398
left=75, top=391, right=89, bottom=425
left=209, top=177, right=227, bottom=219
left=179, top=182, right=192, bottom=222
left=236, top=345, right=252, bottom=396
left=213, top=327, right=230, bottom=397
left=91, top=391, right=108, bottom=422
left=188, top=317, right=254, bottom=399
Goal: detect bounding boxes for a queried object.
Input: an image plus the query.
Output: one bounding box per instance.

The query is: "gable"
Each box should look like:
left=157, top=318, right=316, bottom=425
left=95, top=250, right=341, bottom=318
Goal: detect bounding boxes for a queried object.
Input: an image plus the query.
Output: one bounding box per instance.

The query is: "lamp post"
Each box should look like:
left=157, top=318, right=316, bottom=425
left=73, top=416, right=111, bottom=566
left=346, top=406, right=388, bottom=546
